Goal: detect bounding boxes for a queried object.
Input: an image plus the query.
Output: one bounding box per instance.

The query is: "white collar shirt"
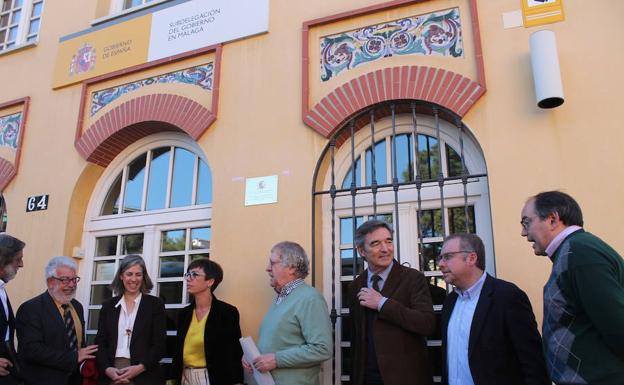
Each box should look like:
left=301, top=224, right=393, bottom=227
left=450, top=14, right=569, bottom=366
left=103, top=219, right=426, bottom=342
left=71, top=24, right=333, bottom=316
left=447, top=272, right=487, bottom=385
left=114, top=293, right=142, bottom=359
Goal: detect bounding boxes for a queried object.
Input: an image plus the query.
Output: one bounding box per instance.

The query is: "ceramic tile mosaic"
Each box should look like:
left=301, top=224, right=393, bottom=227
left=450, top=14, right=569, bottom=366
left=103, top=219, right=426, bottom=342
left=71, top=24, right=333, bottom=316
left=0, top=112, right=22, bottom=149
left=320, top=8, right=463, bottom=81
left=90, top=63, right=214, bottom=116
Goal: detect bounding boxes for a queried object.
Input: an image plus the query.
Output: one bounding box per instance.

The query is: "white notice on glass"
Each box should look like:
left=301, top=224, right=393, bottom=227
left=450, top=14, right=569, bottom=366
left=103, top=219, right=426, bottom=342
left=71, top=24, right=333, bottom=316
left=239, top=336, right=275, bottom=385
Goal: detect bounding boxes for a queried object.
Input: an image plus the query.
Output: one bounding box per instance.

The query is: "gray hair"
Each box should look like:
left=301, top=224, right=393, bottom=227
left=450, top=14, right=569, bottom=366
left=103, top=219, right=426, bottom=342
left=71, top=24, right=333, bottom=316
left=110, top=254, right=154, bottom=296
left=271, top=241, right=309, bottom=279
left=45, top=256, right=78, bottom=280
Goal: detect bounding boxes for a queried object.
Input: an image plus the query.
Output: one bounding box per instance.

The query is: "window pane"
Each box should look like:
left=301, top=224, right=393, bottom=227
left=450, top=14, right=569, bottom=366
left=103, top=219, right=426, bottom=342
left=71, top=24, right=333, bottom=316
left=165, top=308, right=180, bottom=330
left=0, top=14, right=9, bottom=28
left=0, top=29, right=6, bottom=43
left=123, top=0, right=143, bottom=9
left=448, top=206, right=476, bottom=234
left=190, top=253, right=209, bottom=261
left=96, top=236, right=117, bottom=257
left=7, top=25, right=17, bottom=40
left=170, top=148, right=194, bottom=208
left=121, top=233, right=143, bottom=254
left=420, top=242, right=442, bottom=272
left=417, top=135, right=439, bottom=180
left=365, top=140, right=387, bottom=185
left=446, top=144, right=463, bottom=177
left=146, top=147, right=170, bottom=211
left=161, top=229, right=186, bottom=252
left=190, top=227, right=210, bottom=250
left=341, top=248, right=363, bottom=277
left=123, top=154, right=146, bottom=213
left=87, top=309, right=100, bottom=330
left=195, top=160, right=212, bottom=205
left=428, top=276, right=447, bottom=307
left=160, top=255, right=184, bottom=278
left=14, top=0, right=24, bottom=8
left=395, top=134, right=413, bottom=183
left=92, top=260, right=116, bottom=281
left=342, top=157, right=361, bottom=189
left=419, top=209, right=442, bottom=238
left=28, top=18, right=39, bottom=35
left=90, top=285, right=112, bottom=305
left=340, top=216, right=364, bottom=245
left=31, top=1, right=42, bottom=17
left=101, top=173, right=122, bottom=215
left=2, top=1, right=11, bottom=12
left=158, top=282, right=182, bottom=304
left=10, top=9, right=20, bottom=24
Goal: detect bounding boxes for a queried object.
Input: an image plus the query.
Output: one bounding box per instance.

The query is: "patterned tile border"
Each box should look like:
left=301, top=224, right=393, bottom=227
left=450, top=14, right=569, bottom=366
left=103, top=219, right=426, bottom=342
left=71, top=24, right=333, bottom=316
left=90, top=62, right=214, bottom=116
left=0, top=112, right=22, bottom=150
left=320, top=8, right=462, bottom=82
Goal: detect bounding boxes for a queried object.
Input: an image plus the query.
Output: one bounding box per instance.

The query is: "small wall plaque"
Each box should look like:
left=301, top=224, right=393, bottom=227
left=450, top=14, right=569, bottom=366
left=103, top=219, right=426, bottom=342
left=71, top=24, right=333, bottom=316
left=245, top=175, right=278, bottom=206
left=26, top=194, right=49, bottom=212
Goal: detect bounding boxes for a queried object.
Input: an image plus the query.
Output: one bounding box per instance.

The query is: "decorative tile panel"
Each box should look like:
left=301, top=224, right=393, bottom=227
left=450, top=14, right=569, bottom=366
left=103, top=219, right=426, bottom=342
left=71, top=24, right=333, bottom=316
left=0, top=112, right=22, bottom=149
left=320, top=8, right=463, bottom=82
left=90, top=63, right=214, bottom=116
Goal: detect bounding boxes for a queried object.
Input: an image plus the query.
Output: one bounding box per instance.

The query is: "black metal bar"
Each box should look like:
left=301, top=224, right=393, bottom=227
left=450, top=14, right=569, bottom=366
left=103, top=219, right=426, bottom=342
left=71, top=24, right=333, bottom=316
left=433, top=106, right=447, bottom=237
left=349, top=119, right=358, bottom=278
left=390, top=103, right=401, bottom=263
left=411, top=102, right=424, bottom=269
left=329, top=137, right=337, bottom=385
left=370, top=109, right=378, bottom=217
left=458, top=119, right=470, bottom=233
left=312, top=173, right=487, bottom=196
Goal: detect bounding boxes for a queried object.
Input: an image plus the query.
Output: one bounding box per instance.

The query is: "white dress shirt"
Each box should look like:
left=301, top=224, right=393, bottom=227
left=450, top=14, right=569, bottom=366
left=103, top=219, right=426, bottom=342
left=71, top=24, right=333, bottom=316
left=114, top=293, right=142, bottom=359
left=447, top=272, right=487, bottom=385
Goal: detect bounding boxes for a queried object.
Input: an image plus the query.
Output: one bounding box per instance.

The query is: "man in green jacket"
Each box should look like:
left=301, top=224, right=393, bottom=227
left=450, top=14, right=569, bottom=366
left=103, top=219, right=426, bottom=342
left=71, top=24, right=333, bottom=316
left=521, top=191, right=624, bottom=385
left=244, top=241, right=332, bottom=385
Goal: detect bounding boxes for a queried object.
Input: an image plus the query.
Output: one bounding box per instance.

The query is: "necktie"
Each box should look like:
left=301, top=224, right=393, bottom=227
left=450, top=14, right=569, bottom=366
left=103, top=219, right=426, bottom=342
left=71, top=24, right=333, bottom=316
left=371, top=274, right=381, bottom=292
left=62, top=304, right=78, bottom=351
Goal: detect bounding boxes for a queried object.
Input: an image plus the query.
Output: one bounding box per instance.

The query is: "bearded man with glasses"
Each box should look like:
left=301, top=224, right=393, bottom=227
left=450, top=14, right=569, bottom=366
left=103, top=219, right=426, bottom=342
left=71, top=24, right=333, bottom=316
left=16, top=256, right=98, bottom=385
left=439, top=233, right=549, bottom=385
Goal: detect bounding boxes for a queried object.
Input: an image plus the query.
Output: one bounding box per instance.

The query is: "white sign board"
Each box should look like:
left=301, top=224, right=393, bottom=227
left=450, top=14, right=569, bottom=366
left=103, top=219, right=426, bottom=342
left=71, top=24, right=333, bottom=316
left=148, top=0, right=269, bottom=61
left=245, top=175, right=278, bottom=206
left=527, top=0, right=557, bottom=7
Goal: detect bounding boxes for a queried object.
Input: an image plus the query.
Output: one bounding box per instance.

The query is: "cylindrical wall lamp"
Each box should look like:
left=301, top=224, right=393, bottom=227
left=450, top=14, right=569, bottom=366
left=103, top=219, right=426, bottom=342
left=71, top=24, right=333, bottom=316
left=529, top=30, right=564, bottom=109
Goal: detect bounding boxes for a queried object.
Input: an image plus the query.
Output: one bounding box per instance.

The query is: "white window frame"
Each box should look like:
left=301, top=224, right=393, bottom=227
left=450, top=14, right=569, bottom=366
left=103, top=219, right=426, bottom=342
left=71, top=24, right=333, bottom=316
left=0, top=0, right=43, bottom=52
left=108, top=0, right=169, bottom=15
left=77, top=132, right=213, bottom=342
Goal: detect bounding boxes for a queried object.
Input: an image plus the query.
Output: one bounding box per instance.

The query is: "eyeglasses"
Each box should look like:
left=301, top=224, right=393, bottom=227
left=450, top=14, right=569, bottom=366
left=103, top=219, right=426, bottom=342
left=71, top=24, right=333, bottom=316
left=52, top=276, right=81, bottom=285
left=435, top=251, right=473, bottom=263
left=184, top=271, right=206, bottom=280
left=520, top=216, right=538, bottom=230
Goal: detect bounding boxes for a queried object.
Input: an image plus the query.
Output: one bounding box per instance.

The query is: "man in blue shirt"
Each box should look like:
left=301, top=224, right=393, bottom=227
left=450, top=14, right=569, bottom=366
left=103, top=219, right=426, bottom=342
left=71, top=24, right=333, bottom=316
left=439, top=233, right=549, bottom=385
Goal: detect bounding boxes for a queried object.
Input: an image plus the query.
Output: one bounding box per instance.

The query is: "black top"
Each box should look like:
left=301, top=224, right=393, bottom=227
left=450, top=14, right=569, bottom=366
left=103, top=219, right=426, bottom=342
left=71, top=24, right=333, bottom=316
left=169, top=297, right=244, bottom=385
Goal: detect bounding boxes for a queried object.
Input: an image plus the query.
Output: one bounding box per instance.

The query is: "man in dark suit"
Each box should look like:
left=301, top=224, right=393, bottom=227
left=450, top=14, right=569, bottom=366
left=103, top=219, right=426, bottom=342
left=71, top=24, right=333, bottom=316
left=439, top=233, right=549, bottom=385
left=0, top=234, right=25, bottom=385
left=16, top=256, right=98, bottom=385
left=349, top=220, right=435, bottom=385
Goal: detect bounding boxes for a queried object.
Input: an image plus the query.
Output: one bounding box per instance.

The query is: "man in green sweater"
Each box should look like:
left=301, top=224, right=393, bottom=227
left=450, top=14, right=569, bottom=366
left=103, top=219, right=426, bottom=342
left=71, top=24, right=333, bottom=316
left=520, top=191, right=624, bottom=385
left=245, top=241, right=332, bottom=385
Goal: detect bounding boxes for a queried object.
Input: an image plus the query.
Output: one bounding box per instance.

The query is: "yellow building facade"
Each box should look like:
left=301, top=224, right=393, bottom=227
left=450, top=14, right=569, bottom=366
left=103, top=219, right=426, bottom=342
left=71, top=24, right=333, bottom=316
left=1, top=0, right=622, bottom=383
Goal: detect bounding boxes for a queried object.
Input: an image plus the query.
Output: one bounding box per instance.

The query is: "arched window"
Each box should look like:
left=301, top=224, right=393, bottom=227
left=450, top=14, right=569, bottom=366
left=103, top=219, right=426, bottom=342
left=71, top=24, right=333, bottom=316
left=312, top=102, right=493, bottom=384
left=79, top=132, right=213, bottom=366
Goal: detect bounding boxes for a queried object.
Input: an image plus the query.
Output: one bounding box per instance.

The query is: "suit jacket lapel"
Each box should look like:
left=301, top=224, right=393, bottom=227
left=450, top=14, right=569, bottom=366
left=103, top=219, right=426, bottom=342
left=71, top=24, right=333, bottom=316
left=129, top=296, right=146, bottom=350
left=468, top=274, right=494, bottom=357
left=43, top=292, right=68, bottom=343
left=379, top=260, right=401, bottom=297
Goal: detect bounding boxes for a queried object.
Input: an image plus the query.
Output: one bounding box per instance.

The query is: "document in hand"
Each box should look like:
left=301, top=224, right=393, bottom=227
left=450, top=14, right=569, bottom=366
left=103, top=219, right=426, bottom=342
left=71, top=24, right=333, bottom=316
left=239, top=336, right=275, bottom=385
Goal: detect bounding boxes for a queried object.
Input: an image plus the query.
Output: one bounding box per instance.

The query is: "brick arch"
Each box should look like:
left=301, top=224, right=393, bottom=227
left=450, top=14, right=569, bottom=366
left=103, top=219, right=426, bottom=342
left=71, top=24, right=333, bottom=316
left=0, top=158, right=16, bottom=191
left=75, top=93, right=214, bottom=167
left=303, top=66, right=485, bottom=138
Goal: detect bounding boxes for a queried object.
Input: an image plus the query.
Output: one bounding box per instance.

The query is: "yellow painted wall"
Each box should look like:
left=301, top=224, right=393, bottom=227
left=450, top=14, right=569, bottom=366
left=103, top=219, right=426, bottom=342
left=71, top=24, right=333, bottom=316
left=0, top=0, right=622, bottom=348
